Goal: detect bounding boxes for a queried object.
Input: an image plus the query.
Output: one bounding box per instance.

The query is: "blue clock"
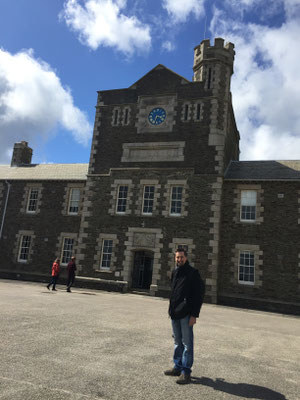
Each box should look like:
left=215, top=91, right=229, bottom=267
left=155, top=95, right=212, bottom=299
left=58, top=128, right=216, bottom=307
left=148, top=107, right=167, bottom=125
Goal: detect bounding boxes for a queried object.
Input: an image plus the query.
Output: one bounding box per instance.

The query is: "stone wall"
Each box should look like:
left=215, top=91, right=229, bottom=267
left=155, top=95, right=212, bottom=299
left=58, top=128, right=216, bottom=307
left=220, top=180, right=300, bottom=309
left=0, top=180, right=84, bottom=277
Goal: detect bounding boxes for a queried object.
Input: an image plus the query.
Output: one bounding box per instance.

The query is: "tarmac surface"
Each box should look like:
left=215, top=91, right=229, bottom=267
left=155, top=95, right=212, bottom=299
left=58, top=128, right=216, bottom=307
left=0, top=279, right=299, bottom=400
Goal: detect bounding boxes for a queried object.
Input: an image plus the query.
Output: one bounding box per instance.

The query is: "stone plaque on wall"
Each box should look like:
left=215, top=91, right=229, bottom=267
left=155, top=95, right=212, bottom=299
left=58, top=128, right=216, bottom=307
left=121, top=142, right=185, bottom=162
left=133, top=232, right=156, bottom=248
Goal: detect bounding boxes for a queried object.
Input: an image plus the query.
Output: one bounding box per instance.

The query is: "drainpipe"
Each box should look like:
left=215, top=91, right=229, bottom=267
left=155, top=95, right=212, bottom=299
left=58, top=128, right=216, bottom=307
left=0, top=180, right=11, bottom=240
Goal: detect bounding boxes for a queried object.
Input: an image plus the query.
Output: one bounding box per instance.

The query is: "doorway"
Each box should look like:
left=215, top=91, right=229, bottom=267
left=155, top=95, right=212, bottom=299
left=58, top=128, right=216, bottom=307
left=132, top=251, right=153, bottom=290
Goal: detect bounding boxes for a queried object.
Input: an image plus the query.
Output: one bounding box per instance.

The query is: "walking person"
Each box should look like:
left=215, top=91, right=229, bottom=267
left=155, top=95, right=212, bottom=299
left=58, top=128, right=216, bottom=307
left=66, top=256, right=76, bottom=292
left=164, top=248, right=205, bottom=384
left=46, top=258, right=60, bottom=291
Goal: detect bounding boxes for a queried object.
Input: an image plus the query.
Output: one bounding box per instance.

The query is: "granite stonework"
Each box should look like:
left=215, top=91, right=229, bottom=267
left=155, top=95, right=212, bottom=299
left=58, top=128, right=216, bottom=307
left=0, top=38, right=299, bottom=314
left=0, top=179, right=83, bottom=280
left=220, top=180, right=300, bottom=312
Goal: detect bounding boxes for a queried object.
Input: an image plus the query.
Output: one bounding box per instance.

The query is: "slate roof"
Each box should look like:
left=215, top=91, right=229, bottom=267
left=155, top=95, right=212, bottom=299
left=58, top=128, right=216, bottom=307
left=0, top=164, right=88, bottom=181
left=225, top=160, right=300, bottom=181
left=128, top=64, right=190, bottom=89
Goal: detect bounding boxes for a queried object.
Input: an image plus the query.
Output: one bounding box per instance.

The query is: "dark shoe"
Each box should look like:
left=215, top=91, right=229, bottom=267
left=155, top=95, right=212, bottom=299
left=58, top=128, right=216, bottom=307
left=67, top=289, right=71, bottom=292
left=46, top=285, right=50, bottom=290
left=176, top=373, right=191, bottom=384
left=164, top=368, right=181, bottom=376
left=52, top=288, right=57, bottom=291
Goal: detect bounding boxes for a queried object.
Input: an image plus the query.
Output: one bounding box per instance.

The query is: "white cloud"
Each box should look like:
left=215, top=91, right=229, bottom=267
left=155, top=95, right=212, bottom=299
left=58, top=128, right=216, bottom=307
left=162, top=0, right=205, bottom=22
left=210, top=0, right=300, bottom=160
left=162, top=40, right=175, bottom=52
left=60, top=0, right=151, bottom=56
left=0, top=48, right=92, bottom=164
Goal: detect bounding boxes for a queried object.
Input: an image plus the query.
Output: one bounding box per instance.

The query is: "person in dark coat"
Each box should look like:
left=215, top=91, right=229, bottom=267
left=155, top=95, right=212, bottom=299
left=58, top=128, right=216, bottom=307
left=66, top=256, right=76, bottom=292
left=164, top=248, right=205, bottom=384
left=46, top=258, right=60, bottom=291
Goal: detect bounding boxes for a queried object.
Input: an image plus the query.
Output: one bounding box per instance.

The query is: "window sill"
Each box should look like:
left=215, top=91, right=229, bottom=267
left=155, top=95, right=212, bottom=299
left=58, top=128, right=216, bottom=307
left=238, top=281, right=255, bottom=286
left=96, top=269, right=113, bottom=274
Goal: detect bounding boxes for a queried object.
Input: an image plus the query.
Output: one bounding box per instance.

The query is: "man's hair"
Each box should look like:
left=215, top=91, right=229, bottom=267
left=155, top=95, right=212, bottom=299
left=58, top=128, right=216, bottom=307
left=175, top=248, right=187, bottom=257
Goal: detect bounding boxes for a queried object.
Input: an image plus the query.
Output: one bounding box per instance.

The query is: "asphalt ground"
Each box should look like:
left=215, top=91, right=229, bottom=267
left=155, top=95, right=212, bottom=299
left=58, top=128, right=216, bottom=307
left=0, top=279, right=299, bottom=400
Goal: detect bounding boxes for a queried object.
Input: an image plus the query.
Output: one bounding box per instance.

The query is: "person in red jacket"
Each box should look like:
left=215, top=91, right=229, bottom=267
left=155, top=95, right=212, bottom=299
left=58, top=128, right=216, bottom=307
left=46, top=258, right=60, bottom=291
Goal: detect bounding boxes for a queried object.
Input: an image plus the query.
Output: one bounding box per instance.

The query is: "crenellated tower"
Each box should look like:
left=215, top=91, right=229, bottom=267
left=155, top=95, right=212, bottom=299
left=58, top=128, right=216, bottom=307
left=193, top=37, right=234, bottom=89
left=192, top=38, right=239, bottom=304
left=193, top=38, right=239, bottom=173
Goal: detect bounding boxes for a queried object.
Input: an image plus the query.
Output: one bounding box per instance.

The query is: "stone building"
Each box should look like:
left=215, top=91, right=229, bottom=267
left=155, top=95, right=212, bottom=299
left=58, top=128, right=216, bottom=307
left=0, top=38, right=299, bottom=314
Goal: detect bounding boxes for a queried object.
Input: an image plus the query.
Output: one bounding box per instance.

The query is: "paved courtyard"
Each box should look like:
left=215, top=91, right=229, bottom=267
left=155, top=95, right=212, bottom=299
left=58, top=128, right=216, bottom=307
left=0, top=279, right=299, bottom=400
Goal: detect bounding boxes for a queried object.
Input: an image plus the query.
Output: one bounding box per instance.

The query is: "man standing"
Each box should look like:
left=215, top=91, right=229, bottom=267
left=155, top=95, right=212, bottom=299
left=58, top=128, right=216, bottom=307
left=164, top=248, right=205, bottom=384
left=66, top=256, right=76, bottom=292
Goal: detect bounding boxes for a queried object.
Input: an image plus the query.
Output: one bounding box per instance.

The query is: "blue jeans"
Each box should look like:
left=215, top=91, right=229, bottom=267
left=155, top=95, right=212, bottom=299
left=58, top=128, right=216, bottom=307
left=171, top=315, right=194, bottom=374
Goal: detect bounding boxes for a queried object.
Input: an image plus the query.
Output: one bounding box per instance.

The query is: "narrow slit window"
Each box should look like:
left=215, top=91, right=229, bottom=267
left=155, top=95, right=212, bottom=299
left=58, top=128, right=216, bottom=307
left=196, top=103, right=201, bottom=120
left=113, top=109, right=119, bottom=125
left=207, top=68, right=212, bottom=89
left=124, top=108, right=129, bottom=125
left=184, top=104, right=189, bottom=121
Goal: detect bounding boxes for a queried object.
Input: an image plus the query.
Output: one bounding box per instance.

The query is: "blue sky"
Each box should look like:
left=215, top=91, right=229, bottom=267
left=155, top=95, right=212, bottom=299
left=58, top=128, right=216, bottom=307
left=0, top=0, right=299, bottom=164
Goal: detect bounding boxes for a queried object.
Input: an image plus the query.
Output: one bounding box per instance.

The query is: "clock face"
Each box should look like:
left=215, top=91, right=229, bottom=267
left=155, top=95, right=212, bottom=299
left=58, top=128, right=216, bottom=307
left=148, top=107, right=167, bottom=125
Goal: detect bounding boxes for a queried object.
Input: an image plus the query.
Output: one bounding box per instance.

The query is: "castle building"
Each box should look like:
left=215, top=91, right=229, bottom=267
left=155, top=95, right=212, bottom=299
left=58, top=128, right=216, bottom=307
left=0, top=38, right=299, bottom=314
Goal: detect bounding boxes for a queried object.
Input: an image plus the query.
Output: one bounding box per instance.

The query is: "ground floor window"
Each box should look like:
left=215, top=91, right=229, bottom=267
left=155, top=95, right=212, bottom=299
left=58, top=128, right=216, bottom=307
left=61, top=238, right=74, bottom=264
left=18, top=235, right=32, bottom=262
left=239, top=251, right=255, bottom=284
left=100, top=239, right=113, bottom=270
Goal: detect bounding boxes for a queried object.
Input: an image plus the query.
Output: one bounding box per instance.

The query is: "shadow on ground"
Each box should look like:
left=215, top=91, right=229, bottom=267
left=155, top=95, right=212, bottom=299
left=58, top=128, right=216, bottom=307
left=192, top=377, right=287, bottom=400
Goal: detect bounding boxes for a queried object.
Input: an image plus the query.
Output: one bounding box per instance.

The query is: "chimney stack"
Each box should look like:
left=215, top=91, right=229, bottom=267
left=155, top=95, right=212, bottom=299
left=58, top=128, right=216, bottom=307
left=11, top=141, right=33, bottom=166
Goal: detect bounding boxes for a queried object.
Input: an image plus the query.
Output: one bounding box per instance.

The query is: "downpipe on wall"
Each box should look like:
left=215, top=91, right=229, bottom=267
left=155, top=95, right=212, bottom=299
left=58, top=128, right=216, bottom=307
left=0, top=180, right=11, bottom=240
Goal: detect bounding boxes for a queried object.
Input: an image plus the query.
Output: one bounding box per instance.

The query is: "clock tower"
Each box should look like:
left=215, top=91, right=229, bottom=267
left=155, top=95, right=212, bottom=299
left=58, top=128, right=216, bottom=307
left=77, top=38, right=239, bottom=304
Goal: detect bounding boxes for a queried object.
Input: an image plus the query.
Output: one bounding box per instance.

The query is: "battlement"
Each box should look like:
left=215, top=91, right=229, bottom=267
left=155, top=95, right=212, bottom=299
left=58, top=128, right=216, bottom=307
left=193, top=37, right=235, bottom=74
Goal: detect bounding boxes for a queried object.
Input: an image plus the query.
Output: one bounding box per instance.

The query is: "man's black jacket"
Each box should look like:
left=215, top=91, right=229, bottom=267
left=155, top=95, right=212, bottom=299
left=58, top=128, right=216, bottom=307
left=169, top=261, right=205, bottom=320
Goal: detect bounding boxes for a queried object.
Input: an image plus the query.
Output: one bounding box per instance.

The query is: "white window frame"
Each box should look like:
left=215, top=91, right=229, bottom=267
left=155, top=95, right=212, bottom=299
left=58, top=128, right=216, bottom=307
left=170, top=186, right=183, bottom=216
left=18, top=235, right=32, bottom=262
left=116, top=185, right=128, bottom=214
left=26, top=188, right=39, bottom=213
left=238, top=250, right=255, bottom=285
left=68, top=188, right=81, bottom=215
left=142, top=185, right=155, bottom=215
left=240, top=190, right=257, bottom=222
left=61, top=237, right=74, bottom=265
left=100, top=239, right=113, bottom=270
